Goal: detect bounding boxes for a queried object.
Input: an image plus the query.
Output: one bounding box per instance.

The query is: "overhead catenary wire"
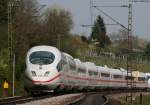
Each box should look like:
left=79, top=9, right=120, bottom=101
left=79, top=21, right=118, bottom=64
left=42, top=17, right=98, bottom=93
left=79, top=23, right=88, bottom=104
left=132, top=0, right=150, bottom=2
left=93, top=6, right=128, bottom=30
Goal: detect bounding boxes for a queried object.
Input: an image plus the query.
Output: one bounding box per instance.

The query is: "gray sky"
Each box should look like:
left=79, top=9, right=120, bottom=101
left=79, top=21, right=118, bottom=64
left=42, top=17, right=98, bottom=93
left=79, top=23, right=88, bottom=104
left=38, top=0, right=150, bottom=40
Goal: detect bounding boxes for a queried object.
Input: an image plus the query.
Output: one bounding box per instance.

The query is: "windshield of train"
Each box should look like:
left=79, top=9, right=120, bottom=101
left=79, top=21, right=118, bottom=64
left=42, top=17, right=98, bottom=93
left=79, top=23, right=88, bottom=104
left=29, top=51, right=55, bottom=65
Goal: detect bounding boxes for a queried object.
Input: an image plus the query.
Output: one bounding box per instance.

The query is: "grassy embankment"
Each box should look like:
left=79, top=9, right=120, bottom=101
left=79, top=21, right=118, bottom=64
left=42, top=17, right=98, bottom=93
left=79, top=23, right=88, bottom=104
left=119, top=94, right=150, bottom=105
left=140, top=95, right=150, bottom=105
left=134, top=95, right=150, bottom=105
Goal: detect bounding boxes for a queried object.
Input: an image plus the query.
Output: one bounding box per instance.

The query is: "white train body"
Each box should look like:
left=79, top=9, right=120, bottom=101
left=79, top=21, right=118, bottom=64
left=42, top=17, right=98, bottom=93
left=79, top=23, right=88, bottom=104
left=24, top=45, right=149, bottom=93
left=24, top=46, right=61, bottom=91
left=146, top=73, right=150, bottom=88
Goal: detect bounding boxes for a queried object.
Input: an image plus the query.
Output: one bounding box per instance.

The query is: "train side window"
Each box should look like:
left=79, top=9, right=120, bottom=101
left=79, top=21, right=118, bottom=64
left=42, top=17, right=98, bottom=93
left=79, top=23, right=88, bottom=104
left=57, top=61, right=62, bottom=72
left=101, top=73, right=110, bottom=78
left=125, top=76, right=129, bottom=80
left=138, top=77, right=146, bottom=81
left=88, top=71, right=93, bottom=76
left=69, top=64, right=76, bottom=71
left=88, top=71, right=98, bottom=77
left=113, top=75, right=123, bottom=79
left=57, top=60, right=67, bottom=72
left=94, top=71, right=98, bottom=76
left=69, top=59, right=76, bottom=72
left=78, top=68, right=86, bottom=74
left=125, top=76, right=134, bottom=80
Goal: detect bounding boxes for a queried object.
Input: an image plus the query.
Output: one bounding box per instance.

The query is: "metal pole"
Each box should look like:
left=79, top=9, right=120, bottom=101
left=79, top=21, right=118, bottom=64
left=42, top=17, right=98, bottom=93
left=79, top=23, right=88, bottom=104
left=57, top=34, right=60, bottom=49
left=13, top=54, right=15, bottom=96
left=90, top=0, right=93, bottom=25
left=126, top=0, right=134, bottom=105
left=8, top=1, right=13, bottom=67
left=8, top=1, right=13, bottom=97
left=140, top=93, right=143, bottom=105
left=8, top=0, right=20, bottom=96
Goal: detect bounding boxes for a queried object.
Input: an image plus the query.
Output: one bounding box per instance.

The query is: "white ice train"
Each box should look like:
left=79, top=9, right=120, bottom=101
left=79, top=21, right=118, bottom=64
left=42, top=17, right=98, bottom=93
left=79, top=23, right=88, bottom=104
left=23, top=45, right=149, bottom=93
left=146, top=73, right=150, bottom=88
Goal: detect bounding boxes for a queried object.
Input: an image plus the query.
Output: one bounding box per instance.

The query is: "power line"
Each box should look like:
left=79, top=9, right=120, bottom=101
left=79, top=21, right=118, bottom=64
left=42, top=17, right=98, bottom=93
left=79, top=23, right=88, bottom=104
left=93, top=6, right=128, bottom=30
left=93, top=5, right=128, bottom=7
left=90, top=0, right=93, bottom=25
left=132, top=0, right=150, bottom=2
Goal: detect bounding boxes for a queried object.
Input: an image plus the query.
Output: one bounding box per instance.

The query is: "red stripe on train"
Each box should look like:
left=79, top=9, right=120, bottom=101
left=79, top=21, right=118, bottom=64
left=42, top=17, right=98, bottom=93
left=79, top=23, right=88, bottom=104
left=25, top=73, right=147, bottom=85
left=25, top=73, right=61, bottom=83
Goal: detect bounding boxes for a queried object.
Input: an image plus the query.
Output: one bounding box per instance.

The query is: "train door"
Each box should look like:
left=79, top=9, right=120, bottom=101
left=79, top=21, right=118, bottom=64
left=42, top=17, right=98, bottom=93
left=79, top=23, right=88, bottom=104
left=68, top=59, right=77, bottom=86
left=60, top=54, right=69, bottom=84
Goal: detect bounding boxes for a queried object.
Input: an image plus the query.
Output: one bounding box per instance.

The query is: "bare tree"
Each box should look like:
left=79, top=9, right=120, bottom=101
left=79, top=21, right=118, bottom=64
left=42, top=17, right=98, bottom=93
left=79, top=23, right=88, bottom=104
left=13, top=0, right=40, bottom=59
left=42, top=7, right=73, bottom=46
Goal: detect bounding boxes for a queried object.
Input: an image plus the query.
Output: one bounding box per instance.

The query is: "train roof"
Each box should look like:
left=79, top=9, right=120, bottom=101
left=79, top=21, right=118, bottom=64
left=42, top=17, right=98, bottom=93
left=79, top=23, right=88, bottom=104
left=109, top=68, right=122, bottom=75
left=74, top=58, right=81, bottom=62
left=96, top=66, right=127, bottom=75
left=84, top=62, right=95, bottom=66
left=96, top=66, right=110, bottom=73
left=84, top=62, right=97, bottom=71
left=62, top=52, right=73, bottom=59
left=29, top=45, right=58, bottom=51
left=146, top=73, right=150, bottom=76
left=28, top=45, right=60, bottom=55
left=119, top=68, right=127, bottom=72
left=138, top=72, right=147, bottom=77
left=78, top=63, right=86, bottom=69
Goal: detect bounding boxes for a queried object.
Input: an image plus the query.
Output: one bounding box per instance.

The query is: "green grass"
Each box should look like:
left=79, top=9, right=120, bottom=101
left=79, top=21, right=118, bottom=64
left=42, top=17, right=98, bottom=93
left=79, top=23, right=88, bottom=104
left=119, top=95, right=150, bottom=105
left=133, top=95, right=150, bottom=105
left=142, top=95, right=150, bottom=105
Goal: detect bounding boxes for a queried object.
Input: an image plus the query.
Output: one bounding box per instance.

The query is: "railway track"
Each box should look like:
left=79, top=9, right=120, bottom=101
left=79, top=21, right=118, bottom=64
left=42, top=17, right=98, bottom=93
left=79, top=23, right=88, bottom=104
left=0, top=93, right=60, bottom=105
left=67, top=90, right=150, bottom=105
left=67, top=93, right=108, bottom=105
left=0, top=93, right=85, bottom=105
left=0, top=91, right=148, bottom=105
left=0, top=96, right=34, bottom=105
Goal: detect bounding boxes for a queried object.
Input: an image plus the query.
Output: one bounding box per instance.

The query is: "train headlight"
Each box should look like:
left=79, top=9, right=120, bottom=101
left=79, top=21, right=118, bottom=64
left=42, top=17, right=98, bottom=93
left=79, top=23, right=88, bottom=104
left=44, top=71, right=50, bottom=77
left=31, top=71, right=36, bottom=76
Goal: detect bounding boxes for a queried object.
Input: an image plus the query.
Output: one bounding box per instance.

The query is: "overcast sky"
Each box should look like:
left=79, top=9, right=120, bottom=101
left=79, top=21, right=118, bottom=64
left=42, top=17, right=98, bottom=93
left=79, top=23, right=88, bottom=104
left=38, top=0, right=150, bottom=40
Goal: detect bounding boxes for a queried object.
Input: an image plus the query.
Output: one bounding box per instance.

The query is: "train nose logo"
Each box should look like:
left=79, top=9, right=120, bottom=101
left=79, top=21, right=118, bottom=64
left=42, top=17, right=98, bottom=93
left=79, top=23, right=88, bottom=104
left=39, top=66, right=42, bottom=69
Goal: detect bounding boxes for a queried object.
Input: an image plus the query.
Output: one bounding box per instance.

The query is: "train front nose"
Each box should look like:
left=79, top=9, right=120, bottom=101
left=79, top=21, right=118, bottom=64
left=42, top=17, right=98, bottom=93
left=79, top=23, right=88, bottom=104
left=27, top=65, right=60, bottom=85
left=24, top=70, right=59, bottom=92
left=25, top=48, right=62, bottom=92
left=27, top=50, right=57, bottom=83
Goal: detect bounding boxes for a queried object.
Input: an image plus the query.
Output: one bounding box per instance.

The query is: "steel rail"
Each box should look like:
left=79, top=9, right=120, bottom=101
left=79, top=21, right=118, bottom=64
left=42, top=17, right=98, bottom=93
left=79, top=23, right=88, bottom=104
left=102, top=95, right=109, bottom=105
left=0, top=93, right=84, bottom=105
left=67, top=92, right=107, bottom=105
left=0, top=96, right=33, bottom=105
left=0, top=93, right=64, bottom=105
left=0, top=89, right=149, bottom=105
left=67, top=93, right=86, bottom=105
